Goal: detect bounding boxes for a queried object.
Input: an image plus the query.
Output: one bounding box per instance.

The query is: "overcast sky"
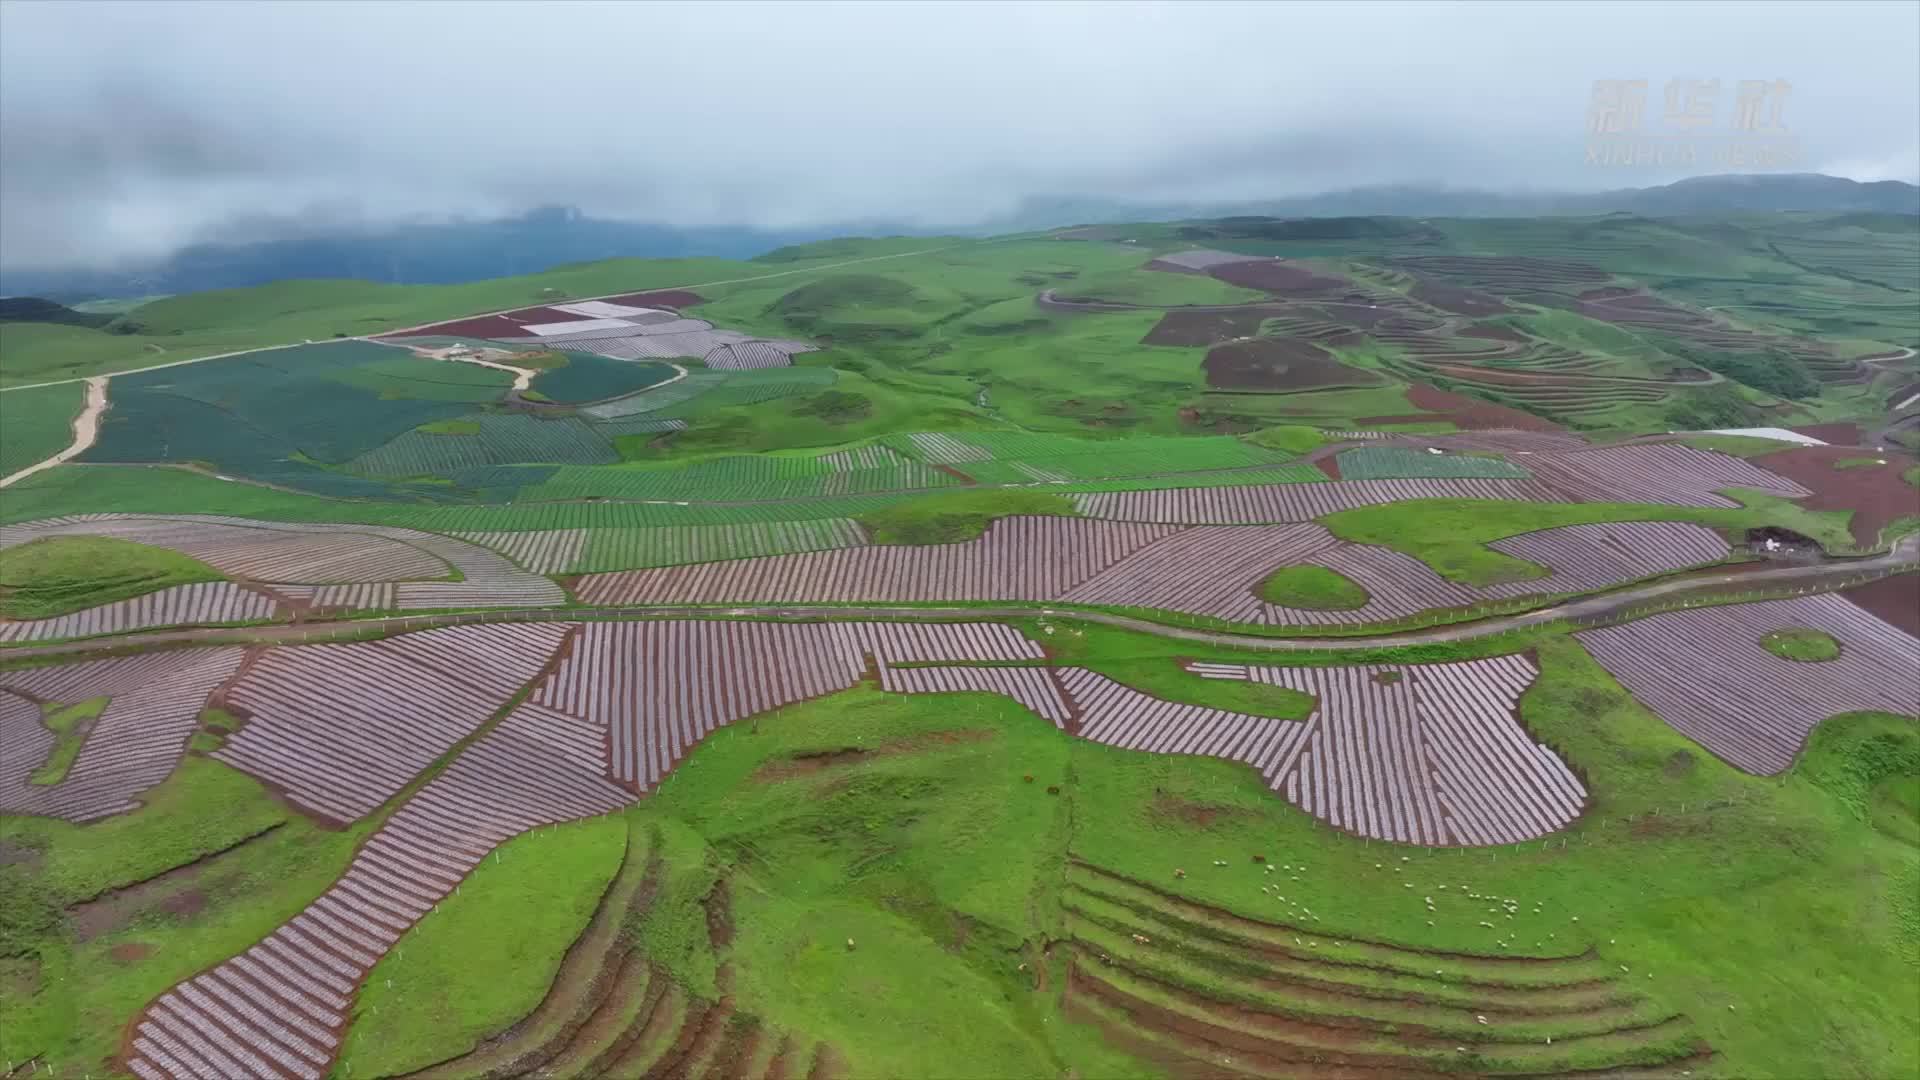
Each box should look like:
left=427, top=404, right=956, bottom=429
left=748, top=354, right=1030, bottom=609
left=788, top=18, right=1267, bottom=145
left=2, top=0, right=1916, bottom=270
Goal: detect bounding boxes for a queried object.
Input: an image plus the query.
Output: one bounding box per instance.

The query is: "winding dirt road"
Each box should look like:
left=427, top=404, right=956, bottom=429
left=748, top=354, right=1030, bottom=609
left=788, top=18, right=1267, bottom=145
left=0, top=237, right=1021, bottom=394
left=0, top=376, right=108, bottom=488
left=5, top=533, right=1912, bottom=663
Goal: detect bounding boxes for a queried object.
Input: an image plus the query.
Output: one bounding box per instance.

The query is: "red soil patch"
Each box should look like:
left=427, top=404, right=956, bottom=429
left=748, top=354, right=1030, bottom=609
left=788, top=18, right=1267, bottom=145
left=1750, top=445, right=1920, bottom=545
left=1357, top=383, right=1565, bottom=433
left=1148, top=794, right=1253, bottom=827
left=110, top=943, right=154, bottom=965
left=1315, top=456, right=1342, bottom=480
left=1202, top=338, right=1382, bottom=392
left=1208, top=260, right=1348, bottom=296
left=1141, top=310, right=1270, bottom=347
left=1459, top=322, right=1530, bottom=343
left=749, top=729, right=994, bottom=783
left=607, top=290, right=705, bottom=310
left=1410, top=279, right=1510, bottom=316
left=1841, top=572, right=1920, bottom=638
left=1791, top=422, right=1864, bottom=446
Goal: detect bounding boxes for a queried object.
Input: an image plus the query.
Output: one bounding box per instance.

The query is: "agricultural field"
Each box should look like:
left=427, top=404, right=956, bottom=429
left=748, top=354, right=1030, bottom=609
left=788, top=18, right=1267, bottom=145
left=1, top=210, right=1916, bottom=1079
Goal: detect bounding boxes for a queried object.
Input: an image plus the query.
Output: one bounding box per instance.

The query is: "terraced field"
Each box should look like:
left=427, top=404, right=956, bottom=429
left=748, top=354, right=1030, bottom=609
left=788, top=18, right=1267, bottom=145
left=4, top=215, right=1918, bottom=1080
left=1060, top=861, right=1704, bottom=1077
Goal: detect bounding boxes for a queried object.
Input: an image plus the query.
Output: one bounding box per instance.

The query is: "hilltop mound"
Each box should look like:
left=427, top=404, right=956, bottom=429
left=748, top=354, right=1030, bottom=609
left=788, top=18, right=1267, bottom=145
left=0, top=297, right=113, bottom=329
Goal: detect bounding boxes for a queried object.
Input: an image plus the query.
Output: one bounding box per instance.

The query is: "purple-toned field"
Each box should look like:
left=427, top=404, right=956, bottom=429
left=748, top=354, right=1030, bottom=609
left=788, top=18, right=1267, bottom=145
left=0, top=649, right=246, bottom=821
left=1482, top=521, right=1728, bottom=598
left=577, top=516, right=1735, bottom=629
left=1061, top=667, right=1312, bottom=775
left=1070, top=477, right=1564, bottom=524
left=534, top=620, right=1045, bottom=787
left=213, top=624, right=571, bottom=822
left=448, top=529, right=587, bottom=575
left=1526, top=444, right=1811, bottom=508
left=99, top=615, right=1624, bottom=1078
left=0, top=515, right=449, bottom=583
left=704, top=341, right=808, bottom=369
left=0, top=514, right=566, bottom=614
left=574, top=517, right=1182, bottom=607
left=123, top=692, right=633, bottom=1080
left=881, top=663, right=1072, bottom=727
left=0, top=583, right=275, bottom=642
left=1576, top=593, right=1920, bottom=774
left=1187, top=656, right=1586, bottom=844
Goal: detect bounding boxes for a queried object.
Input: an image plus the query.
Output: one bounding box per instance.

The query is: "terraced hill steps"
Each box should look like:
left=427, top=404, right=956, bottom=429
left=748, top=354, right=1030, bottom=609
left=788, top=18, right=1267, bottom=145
left=393, top=827, right=834, bottom=1080
left=1061, top=861, right=1708, bottom=1078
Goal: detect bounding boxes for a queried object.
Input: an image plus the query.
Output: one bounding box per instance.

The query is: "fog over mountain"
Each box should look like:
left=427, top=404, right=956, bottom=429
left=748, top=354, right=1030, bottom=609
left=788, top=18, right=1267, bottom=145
left=2, top=0, right=1915, bottom=273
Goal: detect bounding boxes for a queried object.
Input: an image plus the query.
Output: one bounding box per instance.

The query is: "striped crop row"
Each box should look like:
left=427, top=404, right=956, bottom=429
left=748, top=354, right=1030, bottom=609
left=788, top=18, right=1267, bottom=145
left=0, top=583, right=276, bottom=643
left=451, top=529, right=588, bottom=574
left=1061, top=667, right=1312, bottom=776
left=570, top=519, right=868, bottom=573
left=1188, top=656, right=1586, bottom=845
left=1334, top=447, right=1532, bottom=480
left=706, top=340, right=794, bottom=368
left=123, top=684, right=633, bottom=1080
left=1071, top=477, right=1563, bottom=524
left=1483, top=521, right=1728, bottom=598
left=575, top=516, right=1726, bottom=628
left=575, top=517, right=1183, bottom=606
left=1526, top=443, right=1811, bottom=508
left=0, top=516, right=451, bottom=584
left=213, top=624, right=572, bottom=822
left=0, top=514, right=563, bottom=611
left=879, top=664, right=1072, bottom=727
left=582, top=373, right=729, bottom=419
left=0, top=649, right=246, bottom=822
left=1576, top=594, right=1920, bottom=774
left=533, top=620, right=1045, bottom=788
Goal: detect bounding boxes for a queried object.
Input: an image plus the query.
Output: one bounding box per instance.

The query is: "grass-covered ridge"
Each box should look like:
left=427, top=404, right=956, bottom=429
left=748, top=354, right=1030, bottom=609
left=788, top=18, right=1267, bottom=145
left=0, top=535, right=224, bottom=620
left=856, top=489, right=1077, bottom=544
left=1256, top=564, right=1371, bottom=609
left=0, top=382, right=83, bottom=478
left=3, top=619, right=1915, bottom=1078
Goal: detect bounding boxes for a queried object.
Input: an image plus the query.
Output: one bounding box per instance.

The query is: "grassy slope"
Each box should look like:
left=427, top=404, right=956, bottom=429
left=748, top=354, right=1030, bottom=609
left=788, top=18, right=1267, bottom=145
left=1, top=758, right=365, bottom=1071
left=0, top=536, right=225, bottom=619
left=6, top=626, right=1915, bottom=1079
left=0, top=260, right=742, bottom=387
left=1062, top=638, right=1918, bottom=1080
left=857, top=489, right=1077, bottom=544
left=0, top=382, right=82, bottom=477
left=28, top=698, right=109, bottom=785
left=291, top=639, right=1916, bottom=1080
left=335, top=814, right=627, bottom=1075
left=1760, top=627, right=1843, bottom=662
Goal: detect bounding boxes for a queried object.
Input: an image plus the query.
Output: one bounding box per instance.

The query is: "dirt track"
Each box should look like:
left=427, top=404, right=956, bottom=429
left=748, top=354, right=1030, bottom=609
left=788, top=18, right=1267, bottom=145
left=7, top=533, right=1913, bottom=663
left=0, top=375, right=108, bottom=488
left=0, top=238, right=1013, bottom=393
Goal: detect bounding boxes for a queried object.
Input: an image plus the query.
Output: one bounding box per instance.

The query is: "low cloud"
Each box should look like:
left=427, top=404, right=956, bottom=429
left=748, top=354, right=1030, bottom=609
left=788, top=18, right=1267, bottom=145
left=2, top=0, right=1915, bottom=270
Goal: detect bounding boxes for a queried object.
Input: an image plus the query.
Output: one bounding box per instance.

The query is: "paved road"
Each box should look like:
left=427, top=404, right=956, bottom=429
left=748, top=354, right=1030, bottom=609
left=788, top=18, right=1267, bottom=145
left=6, top=532, right=1913, bottom=663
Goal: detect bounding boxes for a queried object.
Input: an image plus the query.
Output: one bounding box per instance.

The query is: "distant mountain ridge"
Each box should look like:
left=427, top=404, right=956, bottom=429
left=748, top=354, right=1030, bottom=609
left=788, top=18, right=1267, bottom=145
left=5, top=174, right=1913, bottom=302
